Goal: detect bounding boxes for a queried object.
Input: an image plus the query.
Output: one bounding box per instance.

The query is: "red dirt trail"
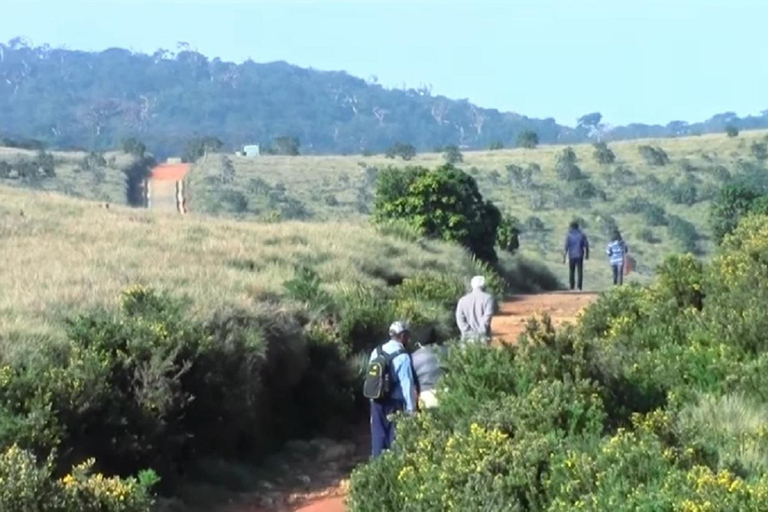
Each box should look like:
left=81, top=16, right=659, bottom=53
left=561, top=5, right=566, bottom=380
left=491, top=291, right=597, bottom=343
left=229, top=292, right=597, bottom=512
left=150, top=163, right=190, bottom=181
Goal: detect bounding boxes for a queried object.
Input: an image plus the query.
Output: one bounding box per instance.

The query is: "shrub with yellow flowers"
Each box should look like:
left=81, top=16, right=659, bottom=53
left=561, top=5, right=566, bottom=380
left=0, top=445, right=156, bottom=512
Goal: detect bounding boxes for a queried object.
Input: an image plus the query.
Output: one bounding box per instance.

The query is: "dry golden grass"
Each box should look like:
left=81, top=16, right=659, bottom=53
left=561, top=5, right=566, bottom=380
left=188, top=130, right=768, bottom=290
left=0, top=185, right=482, bottom=343
left=0, top=147, right=133, bottom=204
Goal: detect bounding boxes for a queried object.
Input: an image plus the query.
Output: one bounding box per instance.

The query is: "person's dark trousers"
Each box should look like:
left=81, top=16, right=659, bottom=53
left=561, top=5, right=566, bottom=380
left=569, top=258, right=584, bottom=290
left=370, top=399, right=404, bottom=458
left=612, top=264, right=624, bottom=286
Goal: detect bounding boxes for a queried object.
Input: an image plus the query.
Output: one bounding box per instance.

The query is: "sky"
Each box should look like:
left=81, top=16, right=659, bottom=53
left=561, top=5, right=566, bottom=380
left=1, top=0, right=766, bottom=127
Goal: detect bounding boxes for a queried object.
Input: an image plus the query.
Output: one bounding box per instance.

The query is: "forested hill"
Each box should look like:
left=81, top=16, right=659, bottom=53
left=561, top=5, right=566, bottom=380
left=0, top=41, right=766, bottom=156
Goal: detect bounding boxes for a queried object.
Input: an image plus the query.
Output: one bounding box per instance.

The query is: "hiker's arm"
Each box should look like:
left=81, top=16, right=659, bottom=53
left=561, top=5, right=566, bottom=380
left=397, top=357, right=417, bottom=414
left=481, top=295, right=494, bottom=333
left=456, top=302, right=469, bottom=334
left=585, top=237, right=590, bottom=260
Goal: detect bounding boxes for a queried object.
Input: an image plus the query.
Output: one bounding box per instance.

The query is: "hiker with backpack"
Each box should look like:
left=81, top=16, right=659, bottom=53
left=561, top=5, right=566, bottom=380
left=606, top=230, right=629, bottom=286
left=364, top=321, right=417, bottom=458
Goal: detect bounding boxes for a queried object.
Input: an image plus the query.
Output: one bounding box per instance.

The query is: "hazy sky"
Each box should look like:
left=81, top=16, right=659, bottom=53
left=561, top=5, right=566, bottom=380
left=2, top=0, right=766, bottom=126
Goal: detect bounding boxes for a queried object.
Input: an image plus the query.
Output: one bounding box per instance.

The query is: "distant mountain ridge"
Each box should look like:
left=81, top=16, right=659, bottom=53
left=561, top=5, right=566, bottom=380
left=0, top=40, right=766, bottom=155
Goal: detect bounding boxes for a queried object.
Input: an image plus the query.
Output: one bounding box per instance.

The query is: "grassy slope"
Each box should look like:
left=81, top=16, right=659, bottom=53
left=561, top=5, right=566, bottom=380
left=0, top=147, right=133, bottom=204
left=188, top=130, right=768, bottom=290
left=0, top=185, right=487, bottom=346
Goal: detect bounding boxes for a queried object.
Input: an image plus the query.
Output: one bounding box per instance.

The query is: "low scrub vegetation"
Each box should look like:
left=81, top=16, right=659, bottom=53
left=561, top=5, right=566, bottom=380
left=0, top=186, right=558, bottom=507
left=7, top=129, right=768, bottom=289
left=350, top=214, right=768, bottom=510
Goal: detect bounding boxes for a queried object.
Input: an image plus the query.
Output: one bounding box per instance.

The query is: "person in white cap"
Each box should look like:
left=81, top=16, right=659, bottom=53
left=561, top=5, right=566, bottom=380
left=366, top=321, right=417, bottom=458
left=455, top=275, right=495, bottom=342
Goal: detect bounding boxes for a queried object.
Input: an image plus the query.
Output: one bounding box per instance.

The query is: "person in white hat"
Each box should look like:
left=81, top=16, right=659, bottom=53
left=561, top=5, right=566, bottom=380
left=455, top=275, right=495, bottom=343
left=367, top=321, right=416, bottom=457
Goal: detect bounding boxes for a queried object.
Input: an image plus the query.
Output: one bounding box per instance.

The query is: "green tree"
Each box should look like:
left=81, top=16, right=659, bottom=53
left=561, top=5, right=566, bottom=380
left=557, top=147, right=578, bottom=165
left=638, top=145, right=670, bottom=166
left=124, top=156, right=156, bottom=206
left=667, top=214, right=699, bottom=252
left=121, top=138, right=147, bottom=157
left=272, top=136, right=300, bottom=156
left=385, top=142, right=417, bottom=161
left=725, top=125, right=739, bottom=138
left=516, top=130, right=539, bottom=149
left=374, top=164, right=501, bottom=262
left=577, top=112, right=602, bottom=131
left=443, top=145, right=463, bottom=164
left=506, top=164, right=535, bottom=190
left=555, top=147, right=583, bottom=182
left=489, top=141, right=504, bottom=151
left=750, top=141, right=768, bottom=161
left=709, top=184, right=761, bottom=243
left=183, top=136, right=224, bottom=163
left=592, top=142, right=616, bottom=164
left=35, top=150, right=55, bottom=178
left=496, top=214, right=521, bottom=254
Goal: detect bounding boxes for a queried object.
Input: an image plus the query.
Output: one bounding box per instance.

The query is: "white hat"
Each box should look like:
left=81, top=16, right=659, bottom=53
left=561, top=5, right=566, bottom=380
left=389, top=321, right=409, bottom=335
left=471, top=275, right=486, bottom=289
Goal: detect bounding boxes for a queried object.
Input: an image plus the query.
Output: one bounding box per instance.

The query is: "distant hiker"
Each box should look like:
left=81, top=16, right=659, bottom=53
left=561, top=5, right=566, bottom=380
left=456, top=275, right=495, bottom=343
left=606, top=231, right=629, bottom=286
left=411, top=339, right=446, bottom=409
left=563, top=221, right=590, bottom=291
left=363, top=321, right=417, bottom=458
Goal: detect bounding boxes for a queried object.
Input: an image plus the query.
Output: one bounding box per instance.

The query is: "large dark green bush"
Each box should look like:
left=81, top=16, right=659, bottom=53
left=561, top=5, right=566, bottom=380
left=182, top=136, right=223, bottom=163
left=0, top=286, right=357, bottom=489
left=572, top=179, right=604, bottom=200
left=621, top=196, right=650, bottom=214
left=373, top=164, right=501, bottom=262
left=516, top=130, right=539, bottom=149
left=751, top=141, right=768, bottom=161
left=506, top=163, right=536, bottom=190
left=666, top=178, right=699, bottom=206
left=384, top=142, right=416, bottom=160
left=638, top=145, right=670, bottom=166
left=496, top=214, right=521, bottom=254
left=442, top=145, right=463, bottom=164
left=593, top=142, right=616, bottom=164
left=709, top=184, right=761, bottom=243
left=667, top=215, right=699, bottom=252
left=643, top=203, right=668, bottom=226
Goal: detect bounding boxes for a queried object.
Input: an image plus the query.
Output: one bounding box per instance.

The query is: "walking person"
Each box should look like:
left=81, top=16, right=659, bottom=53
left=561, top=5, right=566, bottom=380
left=606, top=231, right=629, bottom=286
left=455, top=275, right=495, bottom=343
left=563, top=221, right=590, bottom=291
left=411, top=338, right=446, bottom=409
left=363, top=321, right=416, bottom=458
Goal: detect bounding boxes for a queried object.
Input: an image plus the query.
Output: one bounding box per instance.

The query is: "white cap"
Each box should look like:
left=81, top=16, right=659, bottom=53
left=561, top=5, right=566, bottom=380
left=389, top=321, right=409, bottom=335
left=471, top=275, right=486, bottom=289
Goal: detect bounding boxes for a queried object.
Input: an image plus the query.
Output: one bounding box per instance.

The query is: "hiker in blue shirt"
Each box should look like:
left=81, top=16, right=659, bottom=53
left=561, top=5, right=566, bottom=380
left=606, top=230, right=629, bottom=286
left=368, top=321, right=416, bottom=458
left=563, top=221, right=590, bottom=291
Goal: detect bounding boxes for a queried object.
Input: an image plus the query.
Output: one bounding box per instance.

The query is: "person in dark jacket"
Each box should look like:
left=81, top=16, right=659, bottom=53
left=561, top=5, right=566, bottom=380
left=563, top=221, right=590, bottom=291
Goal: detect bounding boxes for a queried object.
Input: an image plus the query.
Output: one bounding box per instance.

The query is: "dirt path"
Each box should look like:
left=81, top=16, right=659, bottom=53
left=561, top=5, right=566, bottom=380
left=491, top=291, right=598, bottom=343
left=227, top=292, right=597, bottom=512
left=147, top=162, right=190, bottom=213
